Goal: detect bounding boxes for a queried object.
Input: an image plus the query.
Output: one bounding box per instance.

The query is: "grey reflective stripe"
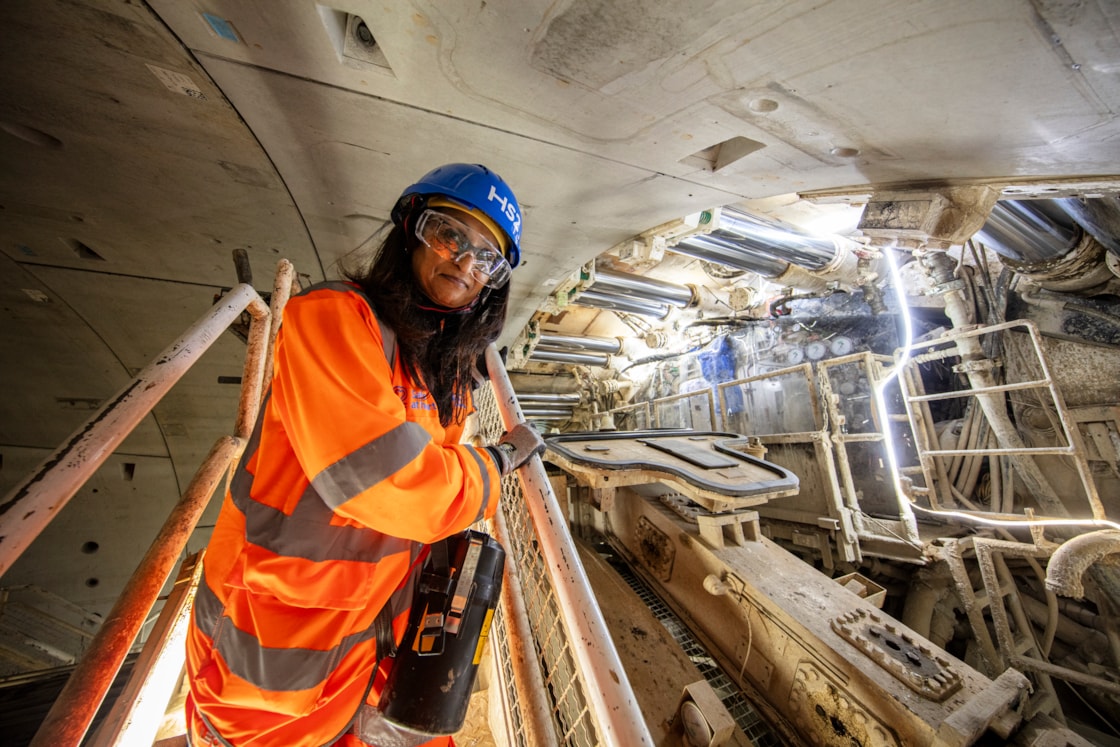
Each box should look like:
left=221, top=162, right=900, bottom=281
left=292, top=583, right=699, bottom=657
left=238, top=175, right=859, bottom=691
left=246, top=482, right=412, bottom=562
left=228, top=389, right=266, bottom=512
left=192, top=576, right=223, bottom=640
left=230, top=394, right=412, bottom=563
left=195, top=545, right=424, bottom=694
left=378, top=318, right=397, bottom=370
left=465, top=446, right=493, bottom=524
left=194, top=581, right=375, bottom=692
left=312, top=421, right=431, bottom=510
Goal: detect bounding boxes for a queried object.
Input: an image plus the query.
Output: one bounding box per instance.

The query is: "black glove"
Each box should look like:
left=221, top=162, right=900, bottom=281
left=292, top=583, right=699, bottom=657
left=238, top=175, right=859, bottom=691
left=485, top=423, right=545, bottom=476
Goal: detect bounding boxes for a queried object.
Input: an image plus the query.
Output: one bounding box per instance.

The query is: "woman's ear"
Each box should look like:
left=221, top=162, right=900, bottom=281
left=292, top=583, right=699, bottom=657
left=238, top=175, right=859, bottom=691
left=391, top=194, right=428, bottom=238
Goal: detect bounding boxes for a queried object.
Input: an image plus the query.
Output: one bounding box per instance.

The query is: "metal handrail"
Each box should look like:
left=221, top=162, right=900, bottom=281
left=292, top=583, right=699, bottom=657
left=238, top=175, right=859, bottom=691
left=11, top=274, right=276, bottom=746
left=488, top=507, right=561, bottom=747
left=0, top=282, right=269, bottom=577
left=897, top=319, right=1104, bottom=520
left=485, top=344, right=654, bottom=746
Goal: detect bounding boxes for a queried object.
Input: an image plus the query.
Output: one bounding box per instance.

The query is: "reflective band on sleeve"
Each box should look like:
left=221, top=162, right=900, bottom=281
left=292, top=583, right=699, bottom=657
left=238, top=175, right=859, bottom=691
left=229, top=393, right=412, bottom=563
left=243, top=483, right=412, bottom=563
left=312, top=421, right=431, bottom=509
left=194, top=581, right=379, bottom=692
left=465, top=446, right=492, bottom=524
left=229, top=393, right=267, bottom=505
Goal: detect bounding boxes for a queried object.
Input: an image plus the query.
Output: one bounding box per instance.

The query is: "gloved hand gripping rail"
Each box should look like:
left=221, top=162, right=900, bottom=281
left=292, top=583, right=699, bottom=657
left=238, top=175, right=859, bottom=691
left=486, top=423, right=545, bottom=476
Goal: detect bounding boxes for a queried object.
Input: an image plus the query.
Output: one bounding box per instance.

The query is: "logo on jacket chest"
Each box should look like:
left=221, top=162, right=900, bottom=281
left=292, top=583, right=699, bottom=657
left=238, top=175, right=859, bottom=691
left=394, top=385, right=436, bottom=412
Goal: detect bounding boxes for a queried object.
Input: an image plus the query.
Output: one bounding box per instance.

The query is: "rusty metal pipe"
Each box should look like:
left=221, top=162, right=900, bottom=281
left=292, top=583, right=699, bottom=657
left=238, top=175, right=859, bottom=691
left=0, top=283, right=267, bottom=577
left=260, top=259, right=295, bottom=401
left=236, top=280, right=275, bottom=438
left=85, top=555, right=203, bottom=747
left=30, top=435, right=242, bottom=747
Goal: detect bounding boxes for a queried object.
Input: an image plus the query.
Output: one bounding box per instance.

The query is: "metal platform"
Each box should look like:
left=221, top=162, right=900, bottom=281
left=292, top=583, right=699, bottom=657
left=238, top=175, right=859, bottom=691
left=544, top=430, right=800, bottom=513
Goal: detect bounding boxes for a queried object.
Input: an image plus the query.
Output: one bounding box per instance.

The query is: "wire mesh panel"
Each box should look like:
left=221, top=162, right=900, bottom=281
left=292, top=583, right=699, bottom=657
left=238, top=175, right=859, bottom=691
left=653, top=389, right=716, bottom=430
left=605, top=400, right=651, bottom=431
left=717, top=364, right=821, bottom=436
left=817, top=353, right=905, bottom=525
left=475, top=383, right=602, bottom=746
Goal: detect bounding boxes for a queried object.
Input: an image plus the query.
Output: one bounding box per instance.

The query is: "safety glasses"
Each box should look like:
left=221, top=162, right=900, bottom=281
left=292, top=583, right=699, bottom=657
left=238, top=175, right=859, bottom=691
left=415, top=209, right=512, bottom=288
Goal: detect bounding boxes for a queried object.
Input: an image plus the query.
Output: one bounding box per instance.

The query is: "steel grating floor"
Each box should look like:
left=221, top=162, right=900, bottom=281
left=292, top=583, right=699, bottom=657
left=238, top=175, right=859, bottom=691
left=603, top=551, right=780, bottom=747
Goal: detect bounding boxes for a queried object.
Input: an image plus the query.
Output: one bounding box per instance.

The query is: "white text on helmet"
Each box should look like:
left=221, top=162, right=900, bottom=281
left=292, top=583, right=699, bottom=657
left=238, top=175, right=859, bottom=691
left=487, top=185, right=521, bottom=241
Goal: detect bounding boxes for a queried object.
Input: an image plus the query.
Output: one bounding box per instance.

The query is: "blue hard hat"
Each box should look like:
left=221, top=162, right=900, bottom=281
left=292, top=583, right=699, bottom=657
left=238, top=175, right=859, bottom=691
left=393, top=163, right=523, bottom=268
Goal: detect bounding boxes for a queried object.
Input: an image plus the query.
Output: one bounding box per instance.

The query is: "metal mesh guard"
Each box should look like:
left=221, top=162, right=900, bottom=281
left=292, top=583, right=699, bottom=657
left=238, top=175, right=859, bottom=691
left=476, top=384, right=600, bottom=746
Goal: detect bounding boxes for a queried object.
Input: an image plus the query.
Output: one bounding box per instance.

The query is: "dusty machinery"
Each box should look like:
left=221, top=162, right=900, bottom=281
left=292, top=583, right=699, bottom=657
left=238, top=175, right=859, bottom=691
left=543, top=429, right=1100, bottom=747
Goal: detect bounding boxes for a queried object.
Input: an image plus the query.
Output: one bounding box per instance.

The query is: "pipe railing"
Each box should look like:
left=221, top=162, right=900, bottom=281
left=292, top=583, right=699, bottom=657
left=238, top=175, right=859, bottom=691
left=83, top=538, right=203, bottom=746
left=485, top=344, right=653, bottom=746
left=0, top=281, right=269, bottom=577
left=12, top=268, right=280, bottom=746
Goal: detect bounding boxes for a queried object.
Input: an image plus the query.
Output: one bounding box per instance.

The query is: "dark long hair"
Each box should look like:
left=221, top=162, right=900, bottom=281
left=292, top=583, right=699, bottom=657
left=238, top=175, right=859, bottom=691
left=343, top=223, right=510, bottom=427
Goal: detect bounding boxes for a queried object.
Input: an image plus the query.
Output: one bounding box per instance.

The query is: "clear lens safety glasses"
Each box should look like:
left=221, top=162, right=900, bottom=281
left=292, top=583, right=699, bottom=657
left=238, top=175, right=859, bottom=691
left=415, top=209, right=512, bottom=288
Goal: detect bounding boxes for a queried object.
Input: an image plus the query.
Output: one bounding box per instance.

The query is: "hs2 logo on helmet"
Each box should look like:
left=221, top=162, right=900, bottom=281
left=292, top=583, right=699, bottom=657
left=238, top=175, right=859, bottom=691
left=487, top=185, right=521, bottom=240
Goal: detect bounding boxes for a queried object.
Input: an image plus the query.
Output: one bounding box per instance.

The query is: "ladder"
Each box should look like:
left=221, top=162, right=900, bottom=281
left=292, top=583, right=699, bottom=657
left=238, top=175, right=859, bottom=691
left=942, top=537, right=1063, bottom=721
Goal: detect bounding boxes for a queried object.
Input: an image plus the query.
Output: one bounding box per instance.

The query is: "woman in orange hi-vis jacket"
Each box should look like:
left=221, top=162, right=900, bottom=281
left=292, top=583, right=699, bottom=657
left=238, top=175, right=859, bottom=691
left=185, top=163, right=544, bottom=747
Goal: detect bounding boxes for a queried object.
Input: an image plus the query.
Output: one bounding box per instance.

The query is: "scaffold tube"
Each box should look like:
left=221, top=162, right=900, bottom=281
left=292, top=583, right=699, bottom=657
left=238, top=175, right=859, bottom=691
left=0, top=283, right=267, bottom=577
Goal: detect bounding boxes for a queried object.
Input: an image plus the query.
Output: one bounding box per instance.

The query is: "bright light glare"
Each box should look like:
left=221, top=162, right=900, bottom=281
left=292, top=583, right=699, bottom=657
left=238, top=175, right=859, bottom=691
left=110, top=589, right=195, bottom=746
left=872, top=247, right=1120, bottom=535
left=911, top=504, right=1120, bottom=532
left=871, top=247, right=920, bottom=541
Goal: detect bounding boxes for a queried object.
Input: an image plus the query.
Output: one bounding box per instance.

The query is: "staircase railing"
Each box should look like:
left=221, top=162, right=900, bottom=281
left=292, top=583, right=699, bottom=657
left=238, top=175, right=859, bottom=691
left=4, top=260, right=294, bottom=747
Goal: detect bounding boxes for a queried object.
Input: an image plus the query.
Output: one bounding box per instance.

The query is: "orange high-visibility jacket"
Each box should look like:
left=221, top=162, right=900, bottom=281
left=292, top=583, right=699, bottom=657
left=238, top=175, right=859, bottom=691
left=186, top=282, right=503, bottom=746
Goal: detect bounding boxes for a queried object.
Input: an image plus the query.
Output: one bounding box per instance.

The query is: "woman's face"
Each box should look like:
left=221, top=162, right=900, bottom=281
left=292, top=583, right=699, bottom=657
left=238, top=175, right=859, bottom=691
left=411, top=209, right=498, bottom=308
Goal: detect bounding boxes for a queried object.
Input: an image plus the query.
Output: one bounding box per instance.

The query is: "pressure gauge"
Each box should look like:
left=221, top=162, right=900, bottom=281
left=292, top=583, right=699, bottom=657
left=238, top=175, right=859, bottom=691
left=830, top=336, right=854, bottom=356
left=806, top=341, right=828, bottom=360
